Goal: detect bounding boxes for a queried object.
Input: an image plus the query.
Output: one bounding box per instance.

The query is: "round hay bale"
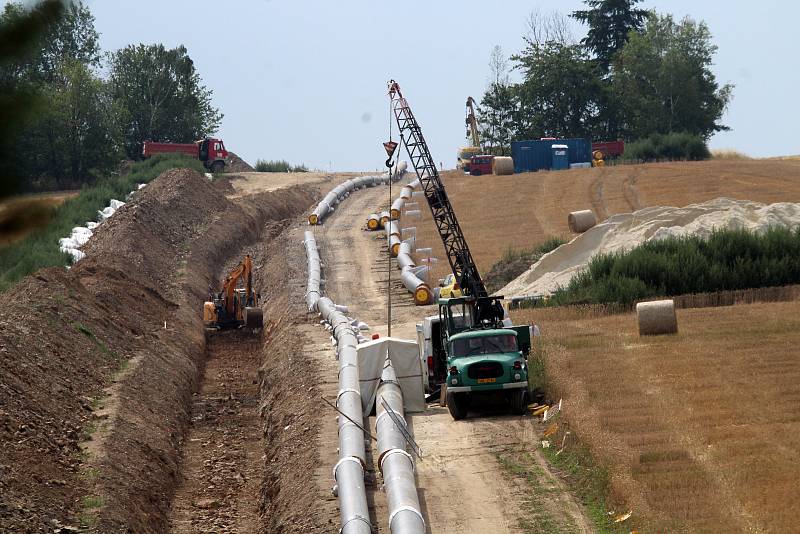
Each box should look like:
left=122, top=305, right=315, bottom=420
left=636, top=300, right=678, bottom=336
left=568, top=210, right=596, bottom=233
left=492, top=156, right=514, bottom=176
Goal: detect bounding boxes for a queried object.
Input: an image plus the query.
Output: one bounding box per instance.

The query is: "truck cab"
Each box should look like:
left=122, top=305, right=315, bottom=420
left=198, top=138, right=228, bottom=172
left=469, top=155, right=494, bottom=176
left=425, top=296, right=531, bottom=419
left=444, top=328, right=528, bottom=419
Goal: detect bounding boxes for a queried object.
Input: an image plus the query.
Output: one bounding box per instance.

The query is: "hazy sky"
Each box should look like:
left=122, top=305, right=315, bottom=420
left=10, top=1, right=799, bottom=169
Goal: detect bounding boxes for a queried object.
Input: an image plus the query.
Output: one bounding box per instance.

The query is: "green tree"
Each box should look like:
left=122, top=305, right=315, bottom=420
left=0, top=0, right=64, bottom=198
left=18, top=61, right=122, bottom=189
left=512, top=41, right=603, bottom=139
left=571, top=0, right=648, bottom=72
left=109, top=44, right=223, bottom=159
left=612, top=14, right=733, bottom=139
left=478, top=45, right=516, bottom=155
left=0, top=0, right=99, bottom=85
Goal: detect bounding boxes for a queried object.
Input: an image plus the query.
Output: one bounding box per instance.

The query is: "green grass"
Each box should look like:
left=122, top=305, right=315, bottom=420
left=551, top=226, right=800, bottom=306
left=254, top=159, right=308, bottom=172
left=485, top=237, right=566, bottom=293
left=540, top=440, right=625, bottom=533
left=495, top=450, right=575, bottom=534
left=0, top=154, right=205, bottom=293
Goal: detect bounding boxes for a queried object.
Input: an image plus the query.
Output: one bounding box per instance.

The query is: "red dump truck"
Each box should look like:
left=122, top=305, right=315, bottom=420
left=142, top=138, right=228, bottom=172
left=591, top=140, right=625, bottom=159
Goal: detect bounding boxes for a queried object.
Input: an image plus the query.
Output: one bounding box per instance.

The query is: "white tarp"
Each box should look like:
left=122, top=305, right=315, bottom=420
left=357, top=337, right=425, bottom=414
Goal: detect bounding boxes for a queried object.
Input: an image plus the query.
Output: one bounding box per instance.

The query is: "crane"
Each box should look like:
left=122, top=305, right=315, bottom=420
left=203, top=254, right=263, bottom=330
left=457, top=97, right=483, bottom=171
left=388, top=80, right=531, bottom=418
left=388, top=80, right=507, bottom=329
left=465, top=96, right=480, bottom=148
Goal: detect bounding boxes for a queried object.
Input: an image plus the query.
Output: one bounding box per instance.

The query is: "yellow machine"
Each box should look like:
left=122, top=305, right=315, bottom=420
left=203, top=254, right=264, bottom=329
left=457, top=97, right=482, bottom=172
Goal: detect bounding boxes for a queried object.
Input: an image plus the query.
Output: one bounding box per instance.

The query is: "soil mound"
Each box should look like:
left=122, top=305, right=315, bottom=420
left=0, top=167, right=317, bottom=532
left=225, top=152, right=255, bottom=173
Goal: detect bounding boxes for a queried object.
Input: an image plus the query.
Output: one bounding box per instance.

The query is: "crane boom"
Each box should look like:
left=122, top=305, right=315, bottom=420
left=388, top=80, right=487, bottom=298
left=466, top=96, right=480, bottom=148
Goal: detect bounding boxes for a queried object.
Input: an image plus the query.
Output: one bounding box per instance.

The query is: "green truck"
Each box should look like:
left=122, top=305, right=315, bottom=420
left=428, top=296, right=532, bottom=420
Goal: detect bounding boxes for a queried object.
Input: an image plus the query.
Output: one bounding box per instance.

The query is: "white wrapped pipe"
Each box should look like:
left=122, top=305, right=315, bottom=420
left=367, top=213, right=381, bottom=231
left=303, top=231, right=322, bottom=312
left=390, top=197, right=405, bottom=220
left=376, top=361, right=425, bottom=534
left=399, top=186, right=413, bottom=200
left=388, top=220, right=401, bottom=238
left=402, top=236, right=416, bottom=252
left=400, top=269, right=432, bottom=305
left=380, top=211, right=391, bottom=226
left=303, top=232, right=371, bottom=534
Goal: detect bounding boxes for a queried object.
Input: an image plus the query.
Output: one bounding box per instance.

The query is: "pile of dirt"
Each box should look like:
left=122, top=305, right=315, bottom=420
left=225, top=152, right=255, bottom=173
left=0, top=167, right=318, bottom=532
left=501, top=197, right=800, bottom=297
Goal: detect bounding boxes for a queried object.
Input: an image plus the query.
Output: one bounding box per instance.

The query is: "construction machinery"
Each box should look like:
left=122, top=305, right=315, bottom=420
left=457, top=96, right=482, bottom=172
left=388, top=80, right=530, bottom=420
left=143, top=138, right=228, bottom=173
left=203, top=254, right=264, bottom=330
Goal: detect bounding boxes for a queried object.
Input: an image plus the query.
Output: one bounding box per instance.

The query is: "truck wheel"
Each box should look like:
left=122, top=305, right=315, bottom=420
left=471, top=169, right=481, bottom=176
left=509, top=389, right=528, bottom=415
left=211, top=161, right=225, bottom=173
left=446, top=392, right=469, bottom=420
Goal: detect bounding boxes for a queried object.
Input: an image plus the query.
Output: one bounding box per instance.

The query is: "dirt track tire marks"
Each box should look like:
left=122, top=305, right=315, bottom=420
left=589, top=170, right=610, bottom=222
left=622, top=169, right=643, bottom=211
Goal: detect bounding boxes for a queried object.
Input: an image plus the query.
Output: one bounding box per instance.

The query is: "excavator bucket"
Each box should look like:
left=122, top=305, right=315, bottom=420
left=244, top=307, right=263, bottom=329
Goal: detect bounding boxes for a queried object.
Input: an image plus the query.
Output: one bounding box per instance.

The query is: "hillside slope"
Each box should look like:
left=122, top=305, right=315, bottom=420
left=406, top=159, right=800, bottom=282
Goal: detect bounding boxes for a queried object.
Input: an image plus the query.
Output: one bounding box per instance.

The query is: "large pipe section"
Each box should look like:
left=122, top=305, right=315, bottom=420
left=381, top=216, right=432, bottom=305
left=310, top=163, right=407, bottom=225
left=302, top=232, right=371, bottom=534
left=376, top=361, right=425, bottom=533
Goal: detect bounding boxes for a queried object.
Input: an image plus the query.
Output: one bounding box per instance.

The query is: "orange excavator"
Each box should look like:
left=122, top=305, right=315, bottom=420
left=203, top=254, right=264, bottom=330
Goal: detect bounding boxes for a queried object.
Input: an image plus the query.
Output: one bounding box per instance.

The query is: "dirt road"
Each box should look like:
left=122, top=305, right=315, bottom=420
left=307, top=181, right=593, bottom=533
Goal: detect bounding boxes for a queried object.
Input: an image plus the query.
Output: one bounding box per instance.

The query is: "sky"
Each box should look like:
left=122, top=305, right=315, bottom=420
left=9, top=0, right=799, bottom=170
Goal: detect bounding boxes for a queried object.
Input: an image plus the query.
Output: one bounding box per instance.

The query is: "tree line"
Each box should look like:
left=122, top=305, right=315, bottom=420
left=0, top=0, right=222, bottom=194
left=477, top=0, right=733, bottom=158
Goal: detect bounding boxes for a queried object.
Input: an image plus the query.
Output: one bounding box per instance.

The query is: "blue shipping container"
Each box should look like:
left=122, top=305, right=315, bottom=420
left=511, top=138, right=592, bottom=172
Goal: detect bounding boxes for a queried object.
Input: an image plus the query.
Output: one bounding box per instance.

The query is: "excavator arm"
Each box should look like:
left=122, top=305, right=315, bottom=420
left=221, top=255, right=253, bottom=316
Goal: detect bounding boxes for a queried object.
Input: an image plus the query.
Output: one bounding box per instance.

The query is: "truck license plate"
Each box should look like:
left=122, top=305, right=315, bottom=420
left=477, top=378, right=496, bottom=384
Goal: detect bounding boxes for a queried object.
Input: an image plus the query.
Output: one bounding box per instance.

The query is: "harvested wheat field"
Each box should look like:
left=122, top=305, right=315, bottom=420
left=404, top=159, right=800, bottom=283
left=511, top=301, right=800, bottom=533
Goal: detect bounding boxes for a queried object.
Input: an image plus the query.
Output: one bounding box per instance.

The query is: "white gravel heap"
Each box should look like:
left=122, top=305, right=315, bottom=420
left=501, top=197, right=800, bottom=297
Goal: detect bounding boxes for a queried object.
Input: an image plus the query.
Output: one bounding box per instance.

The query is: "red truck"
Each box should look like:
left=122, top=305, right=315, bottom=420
left=591, top=140, right=625, bottom=159
left=468, top=154, right=494, bottom=176
left=142, top=138, right=228, bottom=172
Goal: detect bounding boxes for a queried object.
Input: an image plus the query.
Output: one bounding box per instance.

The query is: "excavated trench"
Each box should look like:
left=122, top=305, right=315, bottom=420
left=0, top=168, right=334, bottom=533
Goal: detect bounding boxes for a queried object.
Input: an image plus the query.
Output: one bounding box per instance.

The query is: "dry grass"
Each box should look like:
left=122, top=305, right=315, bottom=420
left=511, top=300, right=800, bottom=533
left=711, top=149, right=751, bottom=160
left=402, top=159, right=800, bottom=285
